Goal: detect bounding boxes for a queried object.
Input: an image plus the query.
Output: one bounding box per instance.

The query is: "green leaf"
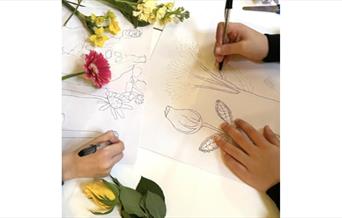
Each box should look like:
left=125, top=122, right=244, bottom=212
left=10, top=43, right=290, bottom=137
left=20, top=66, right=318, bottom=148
left=136, top=177, right=165, bottom=201
left=144, top=191, right=166, bottom=218
left=121, top=210, right=140, bottom=218
left=119, top=186, right=146, bottom=217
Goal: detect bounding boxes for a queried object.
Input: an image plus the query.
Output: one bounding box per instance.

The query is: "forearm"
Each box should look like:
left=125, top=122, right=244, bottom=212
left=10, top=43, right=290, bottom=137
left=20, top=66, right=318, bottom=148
left=62, top=152, right=77, bottom=181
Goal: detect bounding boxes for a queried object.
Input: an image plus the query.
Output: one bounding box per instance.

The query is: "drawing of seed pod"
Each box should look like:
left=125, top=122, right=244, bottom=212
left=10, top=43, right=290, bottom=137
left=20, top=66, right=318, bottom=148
left=215, top=99, right=233, bottom=124
left=164, top=106, right=203, bottom=134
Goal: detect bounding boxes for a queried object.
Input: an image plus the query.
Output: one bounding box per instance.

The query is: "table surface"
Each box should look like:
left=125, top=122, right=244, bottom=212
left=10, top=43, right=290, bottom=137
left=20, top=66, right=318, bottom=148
left=63, top=1, right=280, bottom=217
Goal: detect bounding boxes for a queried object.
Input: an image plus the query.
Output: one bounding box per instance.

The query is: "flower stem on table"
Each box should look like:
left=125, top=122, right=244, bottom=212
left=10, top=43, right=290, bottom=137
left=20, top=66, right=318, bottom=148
left=62, top=72, right=84, bottom=80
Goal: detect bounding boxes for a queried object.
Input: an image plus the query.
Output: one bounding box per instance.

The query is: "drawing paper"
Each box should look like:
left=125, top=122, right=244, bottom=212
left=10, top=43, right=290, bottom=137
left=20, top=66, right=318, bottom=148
left=140, top=1, right=280, bottom=179
left=62, top=0, right=153, bottom=164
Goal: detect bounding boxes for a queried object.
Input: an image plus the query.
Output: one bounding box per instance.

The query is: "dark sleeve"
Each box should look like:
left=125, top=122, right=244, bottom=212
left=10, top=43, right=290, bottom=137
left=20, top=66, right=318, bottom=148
left=266, top=183, right=280, bottom=209
left=262, top=34, right=280, bottom=62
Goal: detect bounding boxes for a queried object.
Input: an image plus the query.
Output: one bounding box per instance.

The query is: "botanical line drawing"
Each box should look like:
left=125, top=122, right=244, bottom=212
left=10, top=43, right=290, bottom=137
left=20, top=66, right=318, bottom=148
left=190, top=53, right=279, bottom=103
left=164, top=99, right=233, bottom=153
left=62, top=65, right=146, bottom=119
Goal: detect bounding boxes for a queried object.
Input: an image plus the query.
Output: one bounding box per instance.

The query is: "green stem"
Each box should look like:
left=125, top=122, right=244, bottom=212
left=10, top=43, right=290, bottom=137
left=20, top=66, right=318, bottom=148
left=62, top=0, right=93, bottom=34
left=62, top=72, right=85, bottom=80
left=63, top=0, right=83, bottom=26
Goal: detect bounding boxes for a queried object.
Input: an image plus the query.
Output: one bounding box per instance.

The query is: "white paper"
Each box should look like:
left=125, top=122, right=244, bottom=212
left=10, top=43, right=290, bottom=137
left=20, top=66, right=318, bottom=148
left=62, top=0, right=153, bottom=164
left=141, top=1, right=280, bottom=179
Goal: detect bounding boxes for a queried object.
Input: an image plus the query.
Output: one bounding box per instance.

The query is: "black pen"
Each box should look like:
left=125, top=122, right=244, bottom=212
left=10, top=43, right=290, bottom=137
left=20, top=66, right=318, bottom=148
left=218, top=0, right=233, bottom=71
left=78, top=140, right=112, bottom=157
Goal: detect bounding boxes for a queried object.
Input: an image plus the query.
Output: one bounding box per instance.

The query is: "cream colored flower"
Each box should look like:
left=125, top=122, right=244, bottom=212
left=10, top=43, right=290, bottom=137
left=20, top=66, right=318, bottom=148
left=133, top=0, right=157, bottom=23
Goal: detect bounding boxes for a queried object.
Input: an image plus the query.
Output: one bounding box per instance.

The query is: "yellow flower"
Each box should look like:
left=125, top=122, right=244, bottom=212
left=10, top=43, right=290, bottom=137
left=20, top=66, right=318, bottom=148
left=95, top=16, right=105, bottom=26
left=90, top=13, right=96, bottom=22
left=108, top=18, right=121, bottom=35
left=165, top=2, right=174, bottom=9
left=133, top=0, right=157, bottom=23
left=89, top=27, right=109, bottom=47
left=159, top=14, right=175, bottom=25
left=156, top=6, right=167, bottom=20
left=81, top=180, right=117, bottom=214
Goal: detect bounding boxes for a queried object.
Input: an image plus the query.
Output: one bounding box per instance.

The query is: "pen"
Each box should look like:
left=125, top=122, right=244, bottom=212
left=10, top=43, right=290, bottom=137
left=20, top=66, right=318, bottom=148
left=218, top=0, right=233, bottom=71
left=78, top=140, right=112, bottom=157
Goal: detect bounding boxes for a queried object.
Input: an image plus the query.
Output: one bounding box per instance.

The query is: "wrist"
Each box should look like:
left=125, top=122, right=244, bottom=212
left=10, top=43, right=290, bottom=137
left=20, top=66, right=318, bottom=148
left=62, top=152, right=77, bottom=181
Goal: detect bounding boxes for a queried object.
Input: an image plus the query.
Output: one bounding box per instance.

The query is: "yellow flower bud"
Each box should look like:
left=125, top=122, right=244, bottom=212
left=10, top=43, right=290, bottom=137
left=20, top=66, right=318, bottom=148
left=81, top=180, right=116, bottom=213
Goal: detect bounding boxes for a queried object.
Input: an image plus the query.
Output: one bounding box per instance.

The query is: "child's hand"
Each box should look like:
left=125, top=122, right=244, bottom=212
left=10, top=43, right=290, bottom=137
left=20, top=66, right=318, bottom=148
left=214, top=22, right=269, bottom=63
left=214, top=119, right=280, bottom=192
left=62, top=130, right=124, bottom=181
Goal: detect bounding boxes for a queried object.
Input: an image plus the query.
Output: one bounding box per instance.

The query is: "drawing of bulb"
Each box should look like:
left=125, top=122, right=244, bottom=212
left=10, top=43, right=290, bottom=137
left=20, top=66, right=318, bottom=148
left=164, top=106, right=203, bottom=134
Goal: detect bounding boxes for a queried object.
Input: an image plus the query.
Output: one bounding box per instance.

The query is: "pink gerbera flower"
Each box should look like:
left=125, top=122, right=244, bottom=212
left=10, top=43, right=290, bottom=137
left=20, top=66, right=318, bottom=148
left=83, top=50, right=111, bottom=88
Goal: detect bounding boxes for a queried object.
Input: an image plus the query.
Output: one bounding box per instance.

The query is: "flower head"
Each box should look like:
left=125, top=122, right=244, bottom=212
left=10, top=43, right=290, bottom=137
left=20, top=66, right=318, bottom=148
left=81, top=179, right=118, bottom=214
left=89, top=27, right=109, bottom=47
left=83, top=50, right=111, bottom=88
left=133, top=0, right=157, bottom=23
left=164, top=105, right=203, bottom=134
left=107, top=17, right=121, bottom=35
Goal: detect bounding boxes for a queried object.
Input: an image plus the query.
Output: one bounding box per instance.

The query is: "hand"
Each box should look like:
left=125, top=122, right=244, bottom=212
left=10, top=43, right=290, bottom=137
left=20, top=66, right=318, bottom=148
left=214, top=119, right=280, bottom=192
left=214, top=22, right=269, bottom=63
left=62, top=130, right=124, bottom=181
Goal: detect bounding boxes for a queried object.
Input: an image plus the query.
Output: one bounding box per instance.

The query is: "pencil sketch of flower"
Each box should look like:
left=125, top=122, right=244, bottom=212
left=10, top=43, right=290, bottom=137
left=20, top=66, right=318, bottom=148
left=164, top=106, right=203, bottom=134
left=98, top=89, right=133, bottom=119
left=164, top=100, right=234, bottom=153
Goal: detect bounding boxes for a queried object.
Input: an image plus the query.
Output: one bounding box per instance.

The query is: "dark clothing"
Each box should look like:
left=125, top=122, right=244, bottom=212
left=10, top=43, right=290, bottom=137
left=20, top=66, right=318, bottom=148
left=267, top=183, right=280, bottom=209
left=263, top=33, right=280, bottom=209
left=263, top=34, right=280, bottom=62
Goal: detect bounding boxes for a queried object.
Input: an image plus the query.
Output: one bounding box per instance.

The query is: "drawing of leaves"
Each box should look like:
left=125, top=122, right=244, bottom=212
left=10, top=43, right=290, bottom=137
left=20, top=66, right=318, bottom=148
left=215, top=100, right=233, bottom=124
left=199, top=134, right=218, bottom=153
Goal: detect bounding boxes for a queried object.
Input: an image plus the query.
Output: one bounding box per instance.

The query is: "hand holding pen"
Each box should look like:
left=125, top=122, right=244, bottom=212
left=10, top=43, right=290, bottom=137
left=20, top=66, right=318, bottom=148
left=214, top=22, right=269, bottom=63
left=62, top=130, right=125, bottom=181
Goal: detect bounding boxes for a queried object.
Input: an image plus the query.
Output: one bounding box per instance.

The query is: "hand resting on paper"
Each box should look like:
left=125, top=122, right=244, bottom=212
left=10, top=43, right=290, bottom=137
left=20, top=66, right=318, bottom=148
left=62, top=130, right=124, bottom=181
left=214, top=119, right=280, bottom=192
left=214, top=22, right=269, bottom=63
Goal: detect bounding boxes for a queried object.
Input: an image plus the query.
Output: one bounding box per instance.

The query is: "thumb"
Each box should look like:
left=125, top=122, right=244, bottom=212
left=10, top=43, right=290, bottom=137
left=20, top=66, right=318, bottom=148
left=215, top=42, right=242, bottom=56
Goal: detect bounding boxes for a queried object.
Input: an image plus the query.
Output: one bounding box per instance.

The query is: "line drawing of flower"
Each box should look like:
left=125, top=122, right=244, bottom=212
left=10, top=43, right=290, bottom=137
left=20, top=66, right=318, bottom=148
left=164, top=100, right=234, bottom=153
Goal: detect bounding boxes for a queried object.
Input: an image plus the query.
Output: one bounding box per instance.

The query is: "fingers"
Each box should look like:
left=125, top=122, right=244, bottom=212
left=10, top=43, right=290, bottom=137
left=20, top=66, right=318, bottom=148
left=221, top=151, right=248, bottom=181
left=215, top=42, right=243, bottom=56
left=216, top=22, right=225, bottom=45
left=100, top=140, right=125, bottom=158
left=235, top=119, right=269, bottom=146
left=214, top=135, right=249, bottom=165
left=77, top=130, right=119, bottom=151
left=108, top=152, right=124, bottom=167
left=220, top=122, right=255, bottom=155
left=263, top=125, right=280, bottom=146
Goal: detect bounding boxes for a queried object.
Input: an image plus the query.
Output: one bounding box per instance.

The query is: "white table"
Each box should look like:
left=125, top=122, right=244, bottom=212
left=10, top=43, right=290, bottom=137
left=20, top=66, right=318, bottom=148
left=63, top=1, right=280, bottom=217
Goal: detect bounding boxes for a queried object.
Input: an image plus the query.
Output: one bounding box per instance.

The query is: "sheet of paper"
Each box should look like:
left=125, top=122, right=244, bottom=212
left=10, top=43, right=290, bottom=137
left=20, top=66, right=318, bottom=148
left=62, top=0, right=153, bottom=164
left=140, top=1, right=280, bottom=179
